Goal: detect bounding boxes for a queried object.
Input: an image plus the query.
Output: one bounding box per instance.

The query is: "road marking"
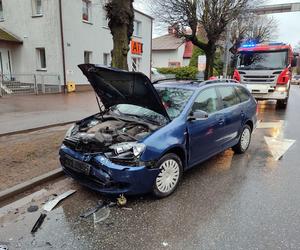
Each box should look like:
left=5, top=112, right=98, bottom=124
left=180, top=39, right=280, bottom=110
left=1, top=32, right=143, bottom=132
left=264, top=136, right=296, bottom=160
left=257, top=120, right=284, bottom=129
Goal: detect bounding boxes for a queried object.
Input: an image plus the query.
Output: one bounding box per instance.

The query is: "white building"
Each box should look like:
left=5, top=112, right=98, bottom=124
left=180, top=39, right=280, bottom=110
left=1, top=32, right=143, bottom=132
left=0, top=0, right=153, bottom=92
left=152, top=27, right=193, bottom=68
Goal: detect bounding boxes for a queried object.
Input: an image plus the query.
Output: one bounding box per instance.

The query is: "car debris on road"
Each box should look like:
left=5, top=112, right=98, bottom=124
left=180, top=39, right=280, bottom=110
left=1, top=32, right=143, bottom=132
left=31, top=213, right=47, bottom=234
left=43, top=190, right=76, bottom=212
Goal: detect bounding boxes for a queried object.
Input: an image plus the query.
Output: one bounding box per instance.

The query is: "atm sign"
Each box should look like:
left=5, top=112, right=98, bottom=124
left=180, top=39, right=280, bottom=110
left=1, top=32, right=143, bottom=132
left=131, top=41, right=143, bottom=55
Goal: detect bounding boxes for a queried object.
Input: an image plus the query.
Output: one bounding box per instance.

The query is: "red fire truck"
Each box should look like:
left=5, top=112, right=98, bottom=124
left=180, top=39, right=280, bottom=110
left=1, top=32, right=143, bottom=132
left=233, top=42, right=298, bottom=109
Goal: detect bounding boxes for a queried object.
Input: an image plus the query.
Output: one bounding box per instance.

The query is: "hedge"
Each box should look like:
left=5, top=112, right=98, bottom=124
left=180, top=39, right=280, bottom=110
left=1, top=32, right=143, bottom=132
left=157, top=66, right=198, bottom=80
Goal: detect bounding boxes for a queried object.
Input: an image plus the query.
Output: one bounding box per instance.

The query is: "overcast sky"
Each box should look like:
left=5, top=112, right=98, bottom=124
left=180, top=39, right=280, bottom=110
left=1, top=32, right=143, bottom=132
left=134, top=0, right=300, bottom=47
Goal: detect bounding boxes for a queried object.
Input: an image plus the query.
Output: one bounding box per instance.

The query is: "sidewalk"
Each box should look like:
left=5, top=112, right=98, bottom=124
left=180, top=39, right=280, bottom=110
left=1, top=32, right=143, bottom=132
left=0, top=92, right=99, bottom=134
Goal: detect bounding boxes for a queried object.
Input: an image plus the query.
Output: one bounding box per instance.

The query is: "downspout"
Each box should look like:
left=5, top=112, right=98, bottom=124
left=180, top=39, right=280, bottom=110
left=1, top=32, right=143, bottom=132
left=59, top=0, right=67, bottom=93
left=150, top=18, right=153, bottom=80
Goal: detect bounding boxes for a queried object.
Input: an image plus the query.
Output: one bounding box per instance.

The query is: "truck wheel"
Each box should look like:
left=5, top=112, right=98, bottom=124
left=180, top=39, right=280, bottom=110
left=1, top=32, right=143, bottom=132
left=276, top=98, right=288, bottom=109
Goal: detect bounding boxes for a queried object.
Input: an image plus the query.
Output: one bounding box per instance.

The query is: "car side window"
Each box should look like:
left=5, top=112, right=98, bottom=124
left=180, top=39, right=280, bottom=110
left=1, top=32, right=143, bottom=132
left=192, top=88, right=219, bottom=114
left=218, top=86, right=240, bottom=108
left=235, top=86, right=250, bottom=102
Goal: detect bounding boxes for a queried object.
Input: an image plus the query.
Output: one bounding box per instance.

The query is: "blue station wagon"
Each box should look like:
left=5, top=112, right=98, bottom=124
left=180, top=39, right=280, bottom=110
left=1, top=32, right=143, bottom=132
left=59, top=64, right=257, bottom=197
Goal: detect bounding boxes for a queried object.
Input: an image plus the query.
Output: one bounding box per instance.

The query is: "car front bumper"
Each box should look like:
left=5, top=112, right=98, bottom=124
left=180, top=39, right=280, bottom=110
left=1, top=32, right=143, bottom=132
left=59, top=144, right=160, bottom=196
left=250, top=91, right=288, bottom=100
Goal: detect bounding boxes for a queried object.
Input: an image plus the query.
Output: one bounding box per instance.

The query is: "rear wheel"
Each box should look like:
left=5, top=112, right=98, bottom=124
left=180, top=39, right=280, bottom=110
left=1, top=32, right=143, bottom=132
left=153, top=153, right=183, bottom=198
left=233, top=125, right=252, bottom=154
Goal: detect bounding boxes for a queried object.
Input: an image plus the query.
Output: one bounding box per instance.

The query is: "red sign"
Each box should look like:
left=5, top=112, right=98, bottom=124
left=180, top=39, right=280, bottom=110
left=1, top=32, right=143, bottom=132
left=131, top=41, right=143, bottom=55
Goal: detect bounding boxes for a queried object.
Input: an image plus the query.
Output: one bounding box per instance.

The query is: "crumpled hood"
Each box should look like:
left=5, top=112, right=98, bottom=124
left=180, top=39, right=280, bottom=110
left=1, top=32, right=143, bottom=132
left=79, top=64, right=170, bottom=120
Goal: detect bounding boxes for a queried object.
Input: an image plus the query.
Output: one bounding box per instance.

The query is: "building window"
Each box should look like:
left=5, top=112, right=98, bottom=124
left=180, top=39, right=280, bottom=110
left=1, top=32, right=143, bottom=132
left=103, top=53, right=110, bottom=66
left=82, top=0, right=92, bottom=22
left=32, top=0, right=43, bottom=16
left=84, top=51, right=92, bottom=64
left=132, top=57, right=141, bottom=72
left=36, top=48, right=46, bottom=70
left=0, top=0, right=4, bottom=21
left=133, top=20, right=142, bottom=37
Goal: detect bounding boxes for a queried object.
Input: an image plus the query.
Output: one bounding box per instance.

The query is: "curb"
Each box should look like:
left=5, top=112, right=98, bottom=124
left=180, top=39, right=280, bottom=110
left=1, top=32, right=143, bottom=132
left=0, top=168, right=64, bottom=202
left=0, top=120, right=76, bottom=137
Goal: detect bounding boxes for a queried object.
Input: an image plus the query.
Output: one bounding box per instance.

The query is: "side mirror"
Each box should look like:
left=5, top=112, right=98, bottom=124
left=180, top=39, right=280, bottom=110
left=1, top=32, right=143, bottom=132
left=291, top=57, right=298, bottom=67
left=188, top=110, right=209, bottom=121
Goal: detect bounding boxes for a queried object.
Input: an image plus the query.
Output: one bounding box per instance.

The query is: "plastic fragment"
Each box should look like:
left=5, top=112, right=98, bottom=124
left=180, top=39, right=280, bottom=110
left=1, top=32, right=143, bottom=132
left=93, top=206, right=110, bottom=223
left=43, top=190, right=76, bottom=212
left=31, top=213, right=47, bottom=233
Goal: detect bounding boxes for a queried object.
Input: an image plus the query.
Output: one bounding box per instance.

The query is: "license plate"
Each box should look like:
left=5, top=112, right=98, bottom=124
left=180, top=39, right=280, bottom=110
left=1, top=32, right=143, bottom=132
left=63, top=155, right=91, bottom=175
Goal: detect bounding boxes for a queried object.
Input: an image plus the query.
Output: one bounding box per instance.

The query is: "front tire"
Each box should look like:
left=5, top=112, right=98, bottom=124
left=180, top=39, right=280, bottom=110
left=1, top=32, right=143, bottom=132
left=233, top=125, right=252, bottom=154
left=153, top=153, right=183, bottom=198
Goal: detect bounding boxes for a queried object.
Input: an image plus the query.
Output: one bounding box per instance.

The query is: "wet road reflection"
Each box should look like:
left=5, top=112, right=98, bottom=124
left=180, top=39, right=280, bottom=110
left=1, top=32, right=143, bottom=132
left=1, top=86, right=300, bottom=249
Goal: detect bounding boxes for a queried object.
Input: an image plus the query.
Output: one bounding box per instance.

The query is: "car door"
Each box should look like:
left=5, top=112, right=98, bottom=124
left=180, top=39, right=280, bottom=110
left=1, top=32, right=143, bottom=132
left=187, top=87, right=224, bottom=166
left=216, top=85, right=242, bottom=148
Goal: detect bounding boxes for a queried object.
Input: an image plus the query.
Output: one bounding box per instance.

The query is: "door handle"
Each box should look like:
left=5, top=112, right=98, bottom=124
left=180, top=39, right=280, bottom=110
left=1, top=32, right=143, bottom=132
left=218, top=118, right=225, bottom=125
left=241, top=110, right=245, bottom=117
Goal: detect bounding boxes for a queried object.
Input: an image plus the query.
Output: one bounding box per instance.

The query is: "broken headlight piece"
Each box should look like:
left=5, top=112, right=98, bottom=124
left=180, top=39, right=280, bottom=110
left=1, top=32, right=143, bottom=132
left=65, top=124, right=75, bottom=138
left=109, top=142, right=146, bottom=158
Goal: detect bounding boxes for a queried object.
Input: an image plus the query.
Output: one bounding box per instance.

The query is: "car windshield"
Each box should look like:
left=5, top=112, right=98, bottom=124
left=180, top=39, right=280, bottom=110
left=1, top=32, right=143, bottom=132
left=110, top=104, right=168, bottom=125
left=237, top=50, right=288, bottom=70
left=155, top=87, right=194, bottom=120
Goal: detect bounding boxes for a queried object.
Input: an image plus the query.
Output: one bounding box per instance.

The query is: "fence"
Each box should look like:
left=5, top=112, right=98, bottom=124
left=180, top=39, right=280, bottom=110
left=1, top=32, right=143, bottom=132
left=0, top=73, right=62, bottom=96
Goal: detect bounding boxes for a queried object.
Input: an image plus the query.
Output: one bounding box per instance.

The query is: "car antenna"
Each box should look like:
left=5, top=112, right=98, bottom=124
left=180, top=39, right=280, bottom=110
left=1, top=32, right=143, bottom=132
left=95, top=94, right=104, bottom=120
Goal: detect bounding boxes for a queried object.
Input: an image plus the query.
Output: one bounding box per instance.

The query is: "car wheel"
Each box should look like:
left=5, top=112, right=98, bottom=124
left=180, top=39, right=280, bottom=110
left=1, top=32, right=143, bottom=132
left=153, top=153, right=183, bottom=198
left=233, top=125, right=252, bottom=154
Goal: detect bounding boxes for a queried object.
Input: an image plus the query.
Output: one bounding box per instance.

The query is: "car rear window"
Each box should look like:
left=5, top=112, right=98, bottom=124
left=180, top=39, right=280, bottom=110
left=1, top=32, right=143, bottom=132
left=235, top=86, right=250, bottom=102
left=218, top=86, right=240, bottom=108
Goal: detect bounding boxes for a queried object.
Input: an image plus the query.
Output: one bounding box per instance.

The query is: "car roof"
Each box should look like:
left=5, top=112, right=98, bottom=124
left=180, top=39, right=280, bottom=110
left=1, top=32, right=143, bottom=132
left=154, top=79, right=239, bottom=90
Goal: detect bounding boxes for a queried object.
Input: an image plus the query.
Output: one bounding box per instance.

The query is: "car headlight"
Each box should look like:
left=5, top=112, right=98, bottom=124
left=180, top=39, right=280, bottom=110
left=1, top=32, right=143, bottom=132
left=110, top=142, right=146, bottom=158
left=133, top=143, right=146, bottom=157
left=65, top=124, right=75, bottom=138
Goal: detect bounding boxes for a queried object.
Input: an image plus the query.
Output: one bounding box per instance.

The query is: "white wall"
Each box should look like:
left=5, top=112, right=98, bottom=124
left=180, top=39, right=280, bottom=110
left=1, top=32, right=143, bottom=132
left=0, top=0, right=152, bottom=86
left=62, top=0, right=152, bottom=84
left=0, top=0, right=63, bottom=81
left=152, top=44, right=185, bottom=68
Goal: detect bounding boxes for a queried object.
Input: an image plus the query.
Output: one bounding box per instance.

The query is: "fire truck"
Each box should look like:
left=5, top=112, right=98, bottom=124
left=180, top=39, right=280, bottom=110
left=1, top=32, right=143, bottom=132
left=233, top=42, right=298, bottom=109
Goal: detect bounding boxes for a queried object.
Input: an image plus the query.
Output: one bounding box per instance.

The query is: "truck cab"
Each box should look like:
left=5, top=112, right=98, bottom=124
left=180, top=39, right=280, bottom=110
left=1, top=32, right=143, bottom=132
left=233, top=42, right=298, bottom=109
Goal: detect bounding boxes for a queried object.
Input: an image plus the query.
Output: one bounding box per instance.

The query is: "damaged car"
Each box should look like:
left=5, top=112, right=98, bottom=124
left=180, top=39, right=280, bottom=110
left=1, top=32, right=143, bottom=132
left=59, top=64, right=257, bottom=197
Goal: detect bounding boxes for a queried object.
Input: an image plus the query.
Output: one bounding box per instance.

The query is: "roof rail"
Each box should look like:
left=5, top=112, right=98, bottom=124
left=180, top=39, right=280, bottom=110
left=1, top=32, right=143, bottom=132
left=200, top=79, right=238, bottom=86
left=152, top=78, right=198, bottom=85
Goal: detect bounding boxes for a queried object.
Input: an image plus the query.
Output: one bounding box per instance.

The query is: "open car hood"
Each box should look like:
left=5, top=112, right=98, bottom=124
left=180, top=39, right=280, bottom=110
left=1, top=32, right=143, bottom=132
left=79, top=64, right=170, bottom=121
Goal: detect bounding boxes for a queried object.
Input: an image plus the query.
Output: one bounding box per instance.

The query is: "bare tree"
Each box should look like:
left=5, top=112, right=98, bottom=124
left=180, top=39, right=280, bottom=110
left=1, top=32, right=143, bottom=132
left=105, top=0, right=134, bottom=70
left=151, top=0, right=250, bottom=79
left=230, top=14, right=278, bottom=55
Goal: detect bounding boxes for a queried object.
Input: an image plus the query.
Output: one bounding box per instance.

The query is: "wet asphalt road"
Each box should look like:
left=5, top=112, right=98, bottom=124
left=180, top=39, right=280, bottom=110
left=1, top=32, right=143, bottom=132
left=1, top=86, right=300, bottom=250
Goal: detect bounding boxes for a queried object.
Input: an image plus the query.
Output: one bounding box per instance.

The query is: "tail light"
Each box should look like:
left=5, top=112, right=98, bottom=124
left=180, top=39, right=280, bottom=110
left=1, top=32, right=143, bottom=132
left=277, top=68, right=290, bottom=85
left=233, top=69, right=241, bottom=82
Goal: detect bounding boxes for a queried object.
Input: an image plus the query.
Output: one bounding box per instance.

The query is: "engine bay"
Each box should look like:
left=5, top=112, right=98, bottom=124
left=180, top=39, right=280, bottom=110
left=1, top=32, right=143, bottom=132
left=63, top=115, right=160, bottom=155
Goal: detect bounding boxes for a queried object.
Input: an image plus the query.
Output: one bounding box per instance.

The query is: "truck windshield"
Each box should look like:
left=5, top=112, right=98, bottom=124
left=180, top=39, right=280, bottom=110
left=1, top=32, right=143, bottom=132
left=237, top=50, right=288, bottom=70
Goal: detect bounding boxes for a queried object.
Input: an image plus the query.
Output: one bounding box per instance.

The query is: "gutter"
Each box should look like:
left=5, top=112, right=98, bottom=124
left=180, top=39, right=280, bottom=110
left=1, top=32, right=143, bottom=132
left=59, top=0, right=67, bottom=93
left=150, top=18, right=153, bottom=79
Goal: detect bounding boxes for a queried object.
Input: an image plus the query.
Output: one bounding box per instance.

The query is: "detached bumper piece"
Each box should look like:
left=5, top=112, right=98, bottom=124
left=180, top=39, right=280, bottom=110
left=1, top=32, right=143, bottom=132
left=59, top=145, right=160, bottom=196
